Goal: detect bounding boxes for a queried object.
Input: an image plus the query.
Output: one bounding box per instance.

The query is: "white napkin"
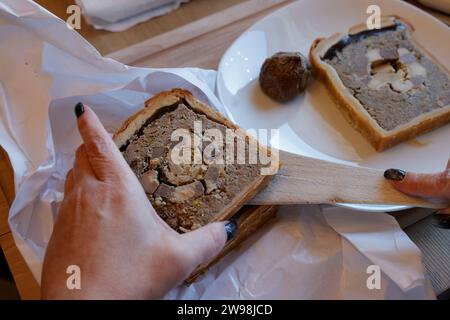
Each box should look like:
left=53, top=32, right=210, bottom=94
left=75, top=0, right=189, bottom=32
left=0, top=0, right=435, bottom=299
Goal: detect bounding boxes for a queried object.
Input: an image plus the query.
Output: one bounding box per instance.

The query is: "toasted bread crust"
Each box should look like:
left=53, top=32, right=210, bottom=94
left=114, top=89, right=242, bottom=148
left=309, top=16, right=450, bottom=151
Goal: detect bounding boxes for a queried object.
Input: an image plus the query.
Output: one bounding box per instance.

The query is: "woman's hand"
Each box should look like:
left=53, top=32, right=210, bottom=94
left=384, top=159, right=450, bottom=228
left=41, top=103, right=235, bottom=299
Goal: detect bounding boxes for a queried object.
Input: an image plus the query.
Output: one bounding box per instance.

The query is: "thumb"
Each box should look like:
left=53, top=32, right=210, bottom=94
left=178, top=221, right=236, bottom=270
left=384, top=168, right=450, bottom=199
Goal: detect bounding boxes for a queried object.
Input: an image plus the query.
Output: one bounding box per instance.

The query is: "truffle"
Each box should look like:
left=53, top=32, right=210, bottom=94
left=259, top=52, right=310, bottom=102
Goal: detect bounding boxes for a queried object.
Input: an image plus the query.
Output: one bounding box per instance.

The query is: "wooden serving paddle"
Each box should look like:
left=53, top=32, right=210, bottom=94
left=249, top=150, right=448, bottom=209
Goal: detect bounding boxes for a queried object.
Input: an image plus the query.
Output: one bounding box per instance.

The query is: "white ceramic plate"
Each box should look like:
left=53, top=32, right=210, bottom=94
left=217, top=0, right=450, bottom=212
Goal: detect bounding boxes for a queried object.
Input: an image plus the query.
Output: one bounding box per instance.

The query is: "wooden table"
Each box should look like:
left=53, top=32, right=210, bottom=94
left=0, top=149, right=40, bottom=299
left=1, top=0, right=448, bottom=299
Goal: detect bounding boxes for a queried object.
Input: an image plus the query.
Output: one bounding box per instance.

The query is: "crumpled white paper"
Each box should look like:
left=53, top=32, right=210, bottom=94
left=167, top=206, right=435, bottom=299
left=0, top=0, right=435, bottom=299
left=75, top=0, right=190, bottom=32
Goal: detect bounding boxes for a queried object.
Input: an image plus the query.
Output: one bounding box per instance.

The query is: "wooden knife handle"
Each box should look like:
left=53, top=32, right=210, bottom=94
left=249, top=150, right=447, bottom=209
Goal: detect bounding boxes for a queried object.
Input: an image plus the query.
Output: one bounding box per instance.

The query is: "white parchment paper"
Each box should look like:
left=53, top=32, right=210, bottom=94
left=0, top=0, right=435, bottom=299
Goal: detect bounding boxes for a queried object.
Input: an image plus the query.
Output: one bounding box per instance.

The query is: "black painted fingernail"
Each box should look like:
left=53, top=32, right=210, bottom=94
left=432, top=212, right=450, bottom=229
left=75, top=102, right=85, bottom=118
left=225, top=221, right=237, bottom=241
left=384, top=169, right=406, bottom=181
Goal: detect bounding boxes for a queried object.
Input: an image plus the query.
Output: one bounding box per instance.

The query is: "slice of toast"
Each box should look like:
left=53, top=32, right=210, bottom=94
left=310, top=16, right=450, bottom=151
left=113, top=88, right=279, bottom=281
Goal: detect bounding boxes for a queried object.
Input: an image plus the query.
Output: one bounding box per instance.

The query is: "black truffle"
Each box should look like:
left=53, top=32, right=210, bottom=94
left=259, top=52, right=310, bottom=102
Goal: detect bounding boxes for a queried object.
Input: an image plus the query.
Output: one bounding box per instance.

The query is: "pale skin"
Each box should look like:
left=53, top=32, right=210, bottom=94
left=41, top=106, right=228, bottom=299
left=41, top=105, right=449, bottom=299
left=386, top=159, right=450, bottom=215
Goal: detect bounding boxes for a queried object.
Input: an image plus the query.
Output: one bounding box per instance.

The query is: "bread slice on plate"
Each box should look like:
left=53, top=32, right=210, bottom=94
left=310, top=16, right=450, bottom=151
left=113, top=88, right=279, bottom=281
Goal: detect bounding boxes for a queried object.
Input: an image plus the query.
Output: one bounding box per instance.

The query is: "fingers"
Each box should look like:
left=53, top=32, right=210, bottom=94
left=384, top=168, right=450, bottom=199
left=73, top=145, right=95, bottom=180
left=64, top=169, right=74, bottom=194
left=178, top=221, right=234, bottom=269
left=75, top=103, right=128, bottom=181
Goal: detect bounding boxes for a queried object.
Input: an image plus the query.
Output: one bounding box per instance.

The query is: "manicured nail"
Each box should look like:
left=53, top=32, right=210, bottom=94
left=432, top=211, right=450, bottom=229
left=75, top=102, right=85, bottom=118
left=225, top=221, right=237, bottom=241
left=384, top=169, right=406, bottom=181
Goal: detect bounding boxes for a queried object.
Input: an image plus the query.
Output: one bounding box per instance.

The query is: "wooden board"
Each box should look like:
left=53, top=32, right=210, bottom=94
left=249, top=151, right=447, bottom=208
